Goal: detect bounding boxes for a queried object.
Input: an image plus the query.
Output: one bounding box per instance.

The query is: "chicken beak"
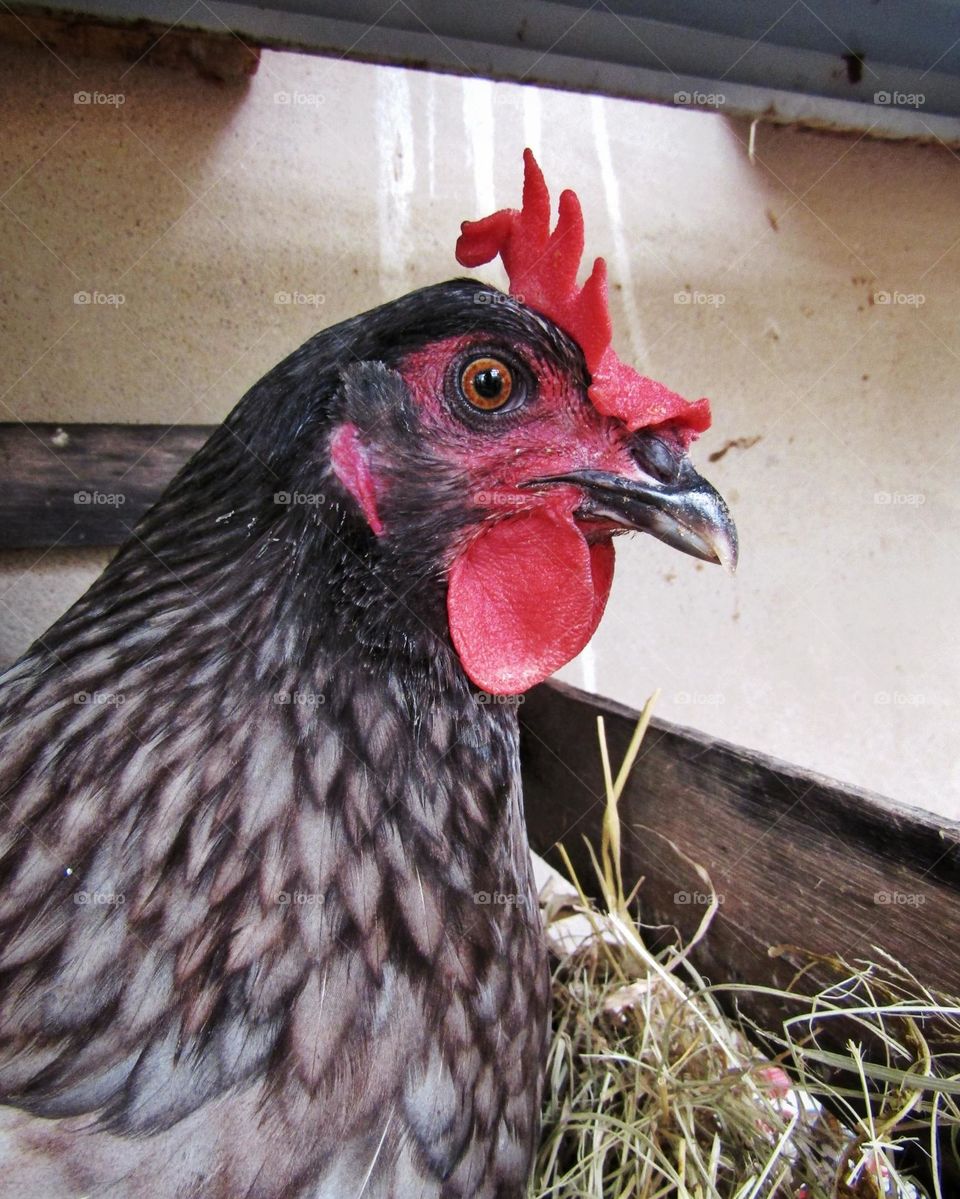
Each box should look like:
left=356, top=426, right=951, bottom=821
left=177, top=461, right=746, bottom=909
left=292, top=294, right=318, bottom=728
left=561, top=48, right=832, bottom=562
left=524, top=437, right=739, bottom=572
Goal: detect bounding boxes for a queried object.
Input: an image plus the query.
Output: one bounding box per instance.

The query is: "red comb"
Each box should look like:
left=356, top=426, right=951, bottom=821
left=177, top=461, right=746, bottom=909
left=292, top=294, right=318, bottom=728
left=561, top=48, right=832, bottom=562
left=455, top=149, right=710, bottom=441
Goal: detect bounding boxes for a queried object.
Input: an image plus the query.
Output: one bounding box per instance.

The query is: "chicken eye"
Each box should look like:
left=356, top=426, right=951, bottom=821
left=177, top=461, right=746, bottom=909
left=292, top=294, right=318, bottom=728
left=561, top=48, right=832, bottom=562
left=459, top=357, right=514, bottom=411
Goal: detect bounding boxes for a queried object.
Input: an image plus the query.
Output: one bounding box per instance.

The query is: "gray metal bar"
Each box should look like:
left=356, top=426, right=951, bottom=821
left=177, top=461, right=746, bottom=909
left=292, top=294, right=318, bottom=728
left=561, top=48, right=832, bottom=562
left=13, top=0, right=960, bottom=141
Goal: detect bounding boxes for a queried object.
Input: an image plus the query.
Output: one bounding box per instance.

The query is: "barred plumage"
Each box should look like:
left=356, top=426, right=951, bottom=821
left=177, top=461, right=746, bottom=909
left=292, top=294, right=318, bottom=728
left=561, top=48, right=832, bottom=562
left=0, top=283, right=560, bottom=1197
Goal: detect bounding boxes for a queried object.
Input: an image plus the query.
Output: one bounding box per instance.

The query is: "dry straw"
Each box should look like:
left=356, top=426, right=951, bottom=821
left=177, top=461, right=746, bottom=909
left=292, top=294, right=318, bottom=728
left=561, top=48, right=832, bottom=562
left=532, top=697, right=959, bottom=1198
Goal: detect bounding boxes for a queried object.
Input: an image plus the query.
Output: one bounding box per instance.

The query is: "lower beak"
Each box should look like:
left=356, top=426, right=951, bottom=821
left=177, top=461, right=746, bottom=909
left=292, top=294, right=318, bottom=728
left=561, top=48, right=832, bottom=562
left=525, top=437, right=739, bottom=571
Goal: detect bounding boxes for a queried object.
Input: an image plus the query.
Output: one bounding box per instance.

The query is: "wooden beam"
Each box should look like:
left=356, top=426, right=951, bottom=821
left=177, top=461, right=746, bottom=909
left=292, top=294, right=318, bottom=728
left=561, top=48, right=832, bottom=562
left=520, top=680, right=960, bottom=1033
left=0, top=6, right=259, bottom=82
left=0, top=423, right=211, bottom=550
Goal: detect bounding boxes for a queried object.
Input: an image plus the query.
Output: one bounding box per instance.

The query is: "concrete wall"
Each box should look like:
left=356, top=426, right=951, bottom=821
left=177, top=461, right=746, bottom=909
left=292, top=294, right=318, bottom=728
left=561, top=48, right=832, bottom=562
left=1, top=41, right=957, bottom=817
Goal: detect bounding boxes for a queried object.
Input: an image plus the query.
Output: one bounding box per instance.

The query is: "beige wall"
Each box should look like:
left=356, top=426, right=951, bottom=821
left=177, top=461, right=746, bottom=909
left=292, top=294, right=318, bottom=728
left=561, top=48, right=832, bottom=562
left=1, top=42, right=958, bottom=818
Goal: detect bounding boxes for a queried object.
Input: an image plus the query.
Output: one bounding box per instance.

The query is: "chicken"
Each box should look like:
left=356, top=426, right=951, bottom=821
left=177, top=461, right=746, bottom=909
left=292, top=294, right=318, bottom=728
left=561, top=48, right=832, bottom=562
left=0, top=151, right=736, bottom=1197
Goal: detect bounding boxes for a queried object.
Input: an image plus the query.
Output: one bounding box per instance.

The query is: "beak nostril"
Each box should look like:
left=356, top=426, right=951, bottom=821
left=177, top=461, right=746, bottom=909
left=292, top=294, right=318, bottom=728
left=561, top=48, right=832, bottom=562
left=629, top=433, right=683, bottom=485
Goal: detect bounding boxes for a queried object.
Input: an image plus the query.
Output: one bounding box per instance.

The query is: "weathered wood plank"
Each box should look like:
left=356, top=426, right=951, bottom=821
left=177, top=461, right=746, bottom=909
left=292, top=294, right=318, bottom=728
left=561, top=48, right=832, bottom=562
left=0, top=7, right=259, bottom=82
left=0, top=423, right=212, bottom=550
left=520, top=680, right=960, bottom=1023
left=521, top=680, right=960, bottom=1188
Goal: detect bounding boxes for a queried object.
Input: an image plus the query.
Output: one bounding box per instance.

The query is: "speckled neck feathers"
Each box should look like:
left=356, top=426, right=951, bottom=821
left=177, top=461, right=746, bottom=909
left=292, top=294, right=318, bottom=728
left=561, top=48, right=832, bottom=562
left=0, top=286, right=554, bottom=1197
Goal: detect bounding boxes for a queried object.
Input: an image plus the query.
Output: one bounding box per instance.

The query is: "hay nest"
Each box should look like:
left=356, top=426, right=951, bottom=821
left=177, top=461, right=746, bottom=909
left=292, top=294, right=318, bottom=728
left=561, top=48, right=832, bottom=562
left=532, top=700, right=960, bottom=1198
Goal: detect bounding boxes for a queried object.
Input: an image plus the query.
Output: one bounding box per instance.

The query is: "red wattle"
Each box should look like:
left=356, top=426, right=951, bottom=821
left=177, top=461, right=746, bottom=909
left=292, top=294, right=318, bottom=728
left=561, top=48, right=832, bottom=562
left=447, top=506, right=615, bottom=695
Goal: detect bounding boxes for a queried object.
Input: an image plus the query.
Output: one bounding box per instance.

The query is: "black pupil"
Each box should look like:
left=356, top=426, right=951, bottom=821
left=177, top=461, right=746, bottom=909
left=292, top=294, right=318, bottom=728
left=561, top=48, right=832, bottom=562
left=473, top=367, right=504, bottom=401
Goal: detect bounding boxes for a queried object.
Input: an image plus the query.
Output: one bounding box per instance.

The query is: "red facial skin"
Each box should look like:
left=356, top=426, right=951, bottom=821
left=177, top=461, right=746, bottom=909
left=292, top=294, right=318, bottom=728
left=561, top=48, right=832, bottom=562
left=395, top=334, right=649, bottom=539
left=385, top=334, right=660, bottom=694
left=331, top=332, right=698, bottom=693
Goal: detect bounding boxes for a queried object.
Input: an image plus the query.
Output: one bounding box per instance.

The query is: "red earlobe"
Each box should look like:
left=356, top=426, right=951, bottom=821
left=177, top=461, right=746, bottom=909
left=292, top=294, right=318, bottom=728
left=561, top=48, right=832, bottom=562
left=330, top=424, right=384, bottom=536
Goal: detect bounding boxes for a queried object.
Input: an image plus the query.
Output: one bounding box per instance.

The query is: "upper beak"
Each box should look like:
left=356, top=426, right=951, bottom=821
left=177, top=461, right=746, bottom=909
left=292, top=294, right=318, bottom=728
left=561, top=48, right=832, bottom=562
left=524, top=433, right=739, bottom=571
